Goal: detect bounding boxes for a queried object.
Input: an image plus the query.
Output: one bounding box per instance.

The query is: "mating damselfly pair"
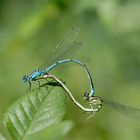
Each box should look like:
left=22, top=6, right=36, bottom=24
left=23, top=28, right=140, bottom=120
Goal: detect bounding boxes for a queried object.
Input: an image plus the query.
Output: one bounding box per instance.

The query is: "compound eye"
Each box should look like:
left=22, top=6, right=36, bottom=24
left=23, top=75, right=28, bottom=82
left=84, top=92, right=89, bottom=97
left=34, top=69, right=40, bottom=72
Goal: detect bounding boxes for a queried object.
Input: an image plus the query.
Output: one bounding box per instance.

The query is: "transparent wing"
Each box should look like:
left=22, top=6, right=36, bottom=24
left=39, top=27, right=81, bottom=70
left=104, top=100, right=140, bottom=121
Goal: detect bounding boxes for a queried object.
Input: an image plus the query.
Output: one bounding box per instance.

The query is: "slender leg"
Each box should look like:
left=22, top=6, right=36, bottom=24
left=37, top=80, right=41, bottom=87
left=86, top=112, right=95, bottom=119
left=28, top=81, right=31, bottom=91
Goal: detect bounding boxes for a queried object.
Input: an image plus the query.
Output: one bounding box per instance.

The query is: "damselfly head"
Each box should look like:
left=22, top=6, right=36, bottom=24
left=23, top=75, right=29, bottom=82
left=88, top=96, right=103, bottom=106
left=83, top=92, right=90, bottom=101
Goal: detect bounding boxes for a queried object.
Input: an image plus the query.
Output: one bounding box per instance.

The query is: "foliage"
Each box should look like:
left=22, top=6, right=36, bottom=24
left=25, top=121, right=74, bottom=140
left=3, top=87, right=66, bottom=140
left=0, top=132, right=7, bottom=140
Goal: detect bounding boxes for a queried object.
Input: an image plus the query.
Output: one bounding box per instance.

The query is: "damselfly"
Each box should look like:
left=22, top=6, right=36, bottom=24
left=23, top=28, right=94, bottom=97
left=83, top=71, right=140, bottom=120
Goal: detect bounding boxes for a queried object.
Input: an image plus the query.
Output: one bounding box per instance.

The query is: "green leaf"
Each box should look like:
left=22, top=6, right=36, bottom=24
left=3, top=86, right=66, bottom=140
left=25, top=120, right=74, bottom=140
left=0, top=132, right=7, bottom=140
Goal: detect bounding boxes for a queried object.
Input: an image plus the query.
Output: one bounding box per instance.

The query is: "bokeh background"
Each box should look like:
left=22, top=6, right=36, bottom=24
left=0, top=0, right=140, bottom=140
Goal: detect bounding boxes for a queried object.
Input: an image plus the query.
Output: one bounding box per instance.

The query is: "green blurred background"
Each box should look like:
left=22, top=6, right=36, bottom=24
left=0, top=0, right=140, bottom=140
